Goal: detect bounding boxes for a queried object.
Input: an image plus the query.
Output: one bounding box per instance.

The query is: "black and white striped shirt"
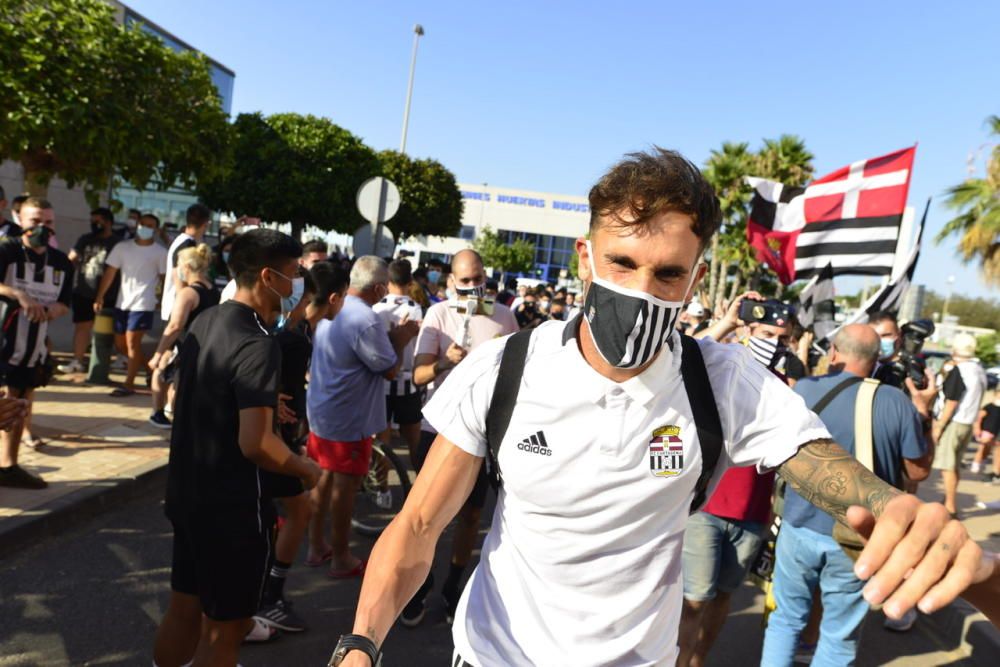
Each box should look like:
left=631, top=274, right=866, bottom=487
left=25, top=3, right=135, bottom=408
left=0, top=239, right=74, bottom=368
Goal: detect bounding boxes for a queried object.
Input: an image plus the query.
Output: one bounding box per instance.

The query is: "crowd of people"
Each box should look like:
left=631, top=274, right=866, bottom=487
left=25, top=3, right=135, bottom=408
left=1, top=148, right=999, bottom=667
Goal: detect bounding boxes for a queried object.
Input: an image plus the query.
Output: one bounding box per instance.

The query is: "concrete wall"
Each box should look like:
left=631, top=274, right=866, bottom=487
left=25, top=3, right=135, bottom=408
left=1, top=159, right=96, bottom=251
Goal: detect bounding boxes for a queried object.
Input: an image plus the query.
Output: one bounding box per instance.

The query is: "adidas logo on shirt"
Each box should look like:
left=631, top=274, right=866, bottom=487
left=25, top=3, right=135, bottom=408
left=516, top=431, right=552, bottom=456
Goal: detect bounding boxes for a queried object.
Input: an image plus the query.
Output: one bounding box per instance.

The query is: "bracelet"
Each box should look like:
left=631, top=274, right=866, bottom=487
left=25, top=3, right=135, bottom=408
left=329, top=634, right=381, bottom=666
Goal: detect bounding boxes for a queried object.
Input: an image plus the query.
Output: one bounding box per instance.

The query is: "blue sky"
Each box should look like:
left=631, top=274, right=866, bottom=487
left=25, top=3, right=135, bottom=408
left=129, top=0, right=999, bottom=299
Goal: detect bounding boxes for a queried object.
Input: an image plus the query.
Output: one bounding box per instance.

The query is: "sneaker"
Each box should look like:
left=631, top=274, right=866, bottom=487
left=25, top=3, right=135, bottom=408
left=375, top=489, right=393, bottom=509
left=57, top=359, right=84, bottom=374
left=110, top=357, right=127, bottom=372
left=884, top=607, right=918, bottom=632
left=255, top=599, right=308, bottom=633
left=992, top=473, right=1000, bottom=486
left=0, top=464, right=48, bottom=489
left=970, top=461, right=982, bottom=474
left=400, top=596, right=426, bottom=627
left=148, top=411, right=172, bottom=429
left=244, top=617, right=279, bottom=643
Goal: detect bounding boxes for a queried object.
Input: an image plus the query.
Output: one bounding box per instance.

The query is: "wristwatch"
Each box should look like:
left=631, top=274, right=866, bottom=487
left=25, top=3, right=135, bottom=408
left=328, top=634, right=382, bottom=666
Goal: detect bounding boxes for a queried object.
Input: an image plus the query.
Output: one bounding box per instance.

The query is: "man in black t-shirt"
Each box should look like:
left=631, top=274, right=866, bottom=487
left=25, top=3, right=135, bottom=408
left=153, top=229, right=321, bottom=667
left=0, top=198, right=74, bottom=489
left=58, top=207, right=121, bottom=374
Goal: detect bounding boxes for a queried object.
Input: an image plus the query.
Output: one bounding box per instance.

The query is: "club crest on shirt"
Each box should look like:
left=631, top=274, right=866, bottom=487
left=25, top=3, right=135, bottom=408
left=649, top=425, right=684, bottom=477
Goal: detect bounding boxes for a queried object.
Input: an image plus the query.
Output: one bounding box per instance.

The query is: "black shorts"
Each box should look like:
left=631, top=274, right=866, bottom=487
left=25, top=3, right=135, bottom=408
left=1, top=360, right=51, bottom=391
left=168, top=506, right=274, bottom=621
left=71, top=293, right=96, bottom=323
left=268, top=439, right=305, bottom=499
left=418, top=430, right=489, bottom=510
left=386, top=391, right=422, bottom=426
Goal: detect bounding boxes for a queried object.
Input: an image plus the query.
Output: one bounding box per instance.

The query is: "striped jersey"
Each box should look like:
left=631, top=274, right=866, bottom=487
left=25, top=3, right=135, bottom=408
left=373, top=294, right=423, bottom=396
left=0, top=239, right=74, bottom=368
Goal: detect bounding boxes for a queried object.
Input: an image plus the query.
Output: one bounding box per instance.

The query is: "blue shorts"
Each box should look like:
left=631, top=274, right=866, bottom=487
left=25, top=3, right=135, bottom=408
left=113, top=309, right=154, bottom=333
left=682, top=511, right=765, bottom=601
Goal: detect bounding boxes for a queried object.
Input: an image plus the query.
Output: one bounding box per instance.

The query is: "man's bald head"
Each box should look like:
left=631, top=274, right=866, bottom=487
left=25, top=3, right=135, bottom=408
left=451, top=249, right=486, bottom=289
left=831, top=324, right=881, bottom=375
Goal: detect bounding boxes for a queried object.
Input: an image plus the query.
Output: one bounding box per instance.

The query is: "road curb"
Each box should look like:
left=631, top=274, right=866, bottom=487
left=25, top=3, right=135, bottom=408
left=0, top=459, right=167, bottom=561
left=920, top=597, right=1000, bottom=665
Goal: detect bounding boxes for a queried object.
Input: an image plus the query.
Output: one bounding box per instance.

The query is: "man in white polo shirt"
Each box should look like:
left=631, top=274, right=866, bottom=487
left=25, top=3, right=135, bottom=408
left=329, top=149, right=983, bottom=667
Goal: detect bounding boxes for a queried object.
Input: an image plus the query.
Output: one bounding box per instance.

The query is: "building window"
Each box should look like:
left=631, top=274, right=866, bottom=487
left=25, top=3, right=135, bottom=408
left=459, top=225, right=476, bottom=240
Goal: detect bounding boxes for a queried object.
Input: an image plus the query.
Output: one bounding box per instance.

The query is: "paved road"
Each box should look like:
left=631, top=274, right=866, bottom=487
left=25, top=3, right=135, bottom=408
left=0, top=478, right=990, bottom=666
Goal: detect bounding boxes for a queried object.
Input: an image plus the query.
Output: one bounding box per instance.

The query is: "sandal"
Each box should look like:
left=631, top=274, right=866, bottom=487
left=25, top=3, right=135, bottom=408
left=22, top=436, right=47, bottom=449
left=109, top=387, right=135, bottom=398
left=328, top=560, right=366, bottom=579
left=244, top=617, right=279, bottom=643
left=305, top=548, right=333, bottom=568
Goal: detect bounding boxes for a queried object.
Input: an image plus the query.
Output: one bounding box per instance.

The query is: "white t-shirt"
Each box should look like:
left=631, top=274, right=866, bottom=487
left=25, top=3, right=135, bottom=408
left=162, top=232, right=196, bottom=320
left=415, top=299, right=519, bottom=432
left=950, top=359, right=988, bottom=425
left=422, top=318, right=830, bottom=667
left=104, top=240, right=167, bottom=312
left=373, top=293, right=423, bottom=394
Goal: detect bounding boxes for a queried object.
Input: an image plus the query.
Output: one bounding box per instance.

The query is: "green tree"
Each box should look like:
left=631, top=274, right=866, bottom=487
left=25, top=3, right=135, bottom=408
left=755, top=135, right=815, bottom=187
left=198, top=112, right=378, bottom=240
left=976, top=333, right=999, bottom=366
left=702, top=142, right=755, bottom=308
left=936, top=115, right=1000, bottom=285
left=0, top=0, right=229, bottom=203
left=375, top=150, right=463, bottom=241
left=919, top=290, right=1000, bottom=330
left=473, top=226, right=535, bottom=277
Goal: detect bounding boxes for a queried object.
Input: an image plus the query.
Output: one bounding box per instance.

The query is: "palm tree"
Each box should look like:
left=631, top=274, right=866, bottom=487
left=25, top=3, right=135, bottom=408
left=755, top=134, right=815, bottom=187
left=937, top=115, right=1000, bottom=284
left=702, top=142, right=754, bottom=309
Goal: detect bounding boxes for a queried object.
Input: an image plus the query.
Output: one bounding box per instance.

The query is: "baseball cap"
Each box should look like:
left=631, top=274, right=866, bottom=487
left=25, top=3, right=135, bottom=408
left=951, top=332, right=977, bottom=358
left=686, top=302, right=706, bottom=318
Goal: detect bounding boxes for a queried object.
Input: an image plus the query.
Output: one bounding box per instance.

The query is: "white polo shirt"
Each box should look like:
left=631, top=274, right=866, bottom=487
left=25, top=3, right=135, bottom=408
left=422, top=318, right=830, bottom=667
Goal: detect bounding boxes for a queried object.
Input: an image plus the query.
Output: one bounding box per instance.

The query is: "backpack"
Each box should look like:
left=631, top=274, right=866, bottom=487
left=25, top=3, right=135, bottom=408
left=483, top=328, right=724, bottom=514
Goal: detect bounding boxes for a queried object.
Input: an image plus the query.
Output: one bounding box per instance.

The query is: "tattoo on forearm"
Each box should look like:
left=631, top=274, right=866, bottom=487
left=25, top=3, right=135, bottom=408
left=366, top=626, right=381, bottom=649
left=778, top=439, right=903, bottom=524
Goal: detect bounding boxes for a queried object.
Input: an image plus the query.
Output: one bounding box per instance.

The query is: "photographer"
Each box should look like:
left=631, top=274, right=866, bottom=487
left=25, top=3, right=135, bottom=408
left=697, top=292, right=806, bottom=386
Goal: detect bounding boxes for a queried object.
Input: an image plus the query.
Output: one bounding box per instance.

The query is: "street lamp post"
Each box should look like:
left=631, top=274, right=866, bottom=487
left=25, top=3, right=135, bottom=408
left=399, top=24, right=424, bottom=155
left=942, top=274, right=956, bottom=320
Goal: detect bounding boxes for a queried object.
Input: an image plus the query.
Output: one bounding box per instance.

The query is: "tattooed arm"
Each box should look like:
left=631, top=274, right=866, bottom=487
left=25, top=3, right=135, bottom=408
left=778, top=438, right=983, bottom=620
left=777, top=438, right=902, bottom=524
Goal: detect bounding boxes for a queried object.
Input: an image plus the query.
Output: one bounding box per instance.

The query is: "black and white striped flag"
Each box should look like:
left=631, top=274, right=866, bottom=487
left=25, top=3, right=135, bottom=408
left=797, top=262, right=837, bottom=339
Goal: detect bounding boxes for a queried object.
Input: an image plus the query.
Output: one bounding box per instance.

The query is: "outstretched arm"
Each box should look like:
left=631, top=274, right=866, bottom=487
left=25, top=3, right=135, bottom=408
left=777, top=438, right=902, bottom=524
left=778, top=439, right=983, bottom=619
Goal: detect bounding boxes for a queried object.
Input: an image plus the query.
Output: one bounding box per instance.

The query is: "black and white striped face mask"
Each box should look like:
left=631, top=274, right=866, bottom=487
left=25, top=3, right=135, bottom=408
left=583, top=241, right=696, bottom=369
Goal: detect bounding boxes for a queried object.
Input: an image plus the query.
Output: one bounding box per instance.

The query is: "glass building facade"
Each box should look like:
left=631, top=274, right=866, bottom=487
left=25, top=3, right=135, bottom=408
left=496, top=229, right=577, bottom=283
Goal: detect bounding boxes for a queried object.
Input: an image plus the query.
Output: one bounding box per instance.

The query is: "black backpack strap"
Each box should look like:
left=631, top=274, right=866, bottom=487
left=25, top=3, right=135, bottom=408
left=484, top=328, right=533, bottom=489
left=680, top=335, right=725, bottom=514
left=809, top=375, right=863, bottom=415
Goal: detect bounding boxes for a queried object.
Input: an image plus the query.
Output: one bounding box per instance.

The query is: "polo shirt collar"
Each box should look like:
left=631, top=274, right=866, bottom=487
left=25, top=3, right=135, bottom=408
left=560, top=313, right=680, bottom=407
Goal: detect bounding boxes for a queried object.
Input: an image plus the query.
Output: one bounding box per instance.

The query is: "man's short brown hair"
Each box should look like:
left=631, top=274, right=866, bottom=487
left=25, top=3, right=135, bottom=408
left=588, top=147, right=721, bottom=250
left=21, top=196, right=52, bottom=211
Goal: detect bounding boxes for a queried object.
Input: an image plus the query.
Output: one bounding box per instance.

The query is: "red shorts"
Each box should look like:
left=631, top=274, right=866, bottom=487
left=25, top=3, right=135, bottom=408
left=307, top=432, right=373, bottom=476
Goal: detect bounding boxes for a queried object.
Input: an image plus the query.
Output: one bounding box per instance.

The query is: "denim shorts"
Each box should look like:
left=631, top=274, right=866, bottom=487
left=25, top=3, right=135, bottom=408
left=682, top=511, right=765, bottom=601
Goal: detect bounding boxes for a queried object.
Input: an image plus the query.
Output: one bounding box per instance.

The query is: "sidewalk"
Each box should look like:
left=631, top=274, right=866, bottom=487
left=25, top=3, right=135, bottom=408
left=0, top=366, right=170, bottom=559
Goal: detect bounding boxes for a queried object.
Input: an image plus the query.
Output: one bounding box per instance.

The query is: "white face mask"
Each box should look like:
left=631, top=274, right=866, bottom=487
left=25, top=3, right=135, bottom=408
left=583, top=241, right=697, bottom=369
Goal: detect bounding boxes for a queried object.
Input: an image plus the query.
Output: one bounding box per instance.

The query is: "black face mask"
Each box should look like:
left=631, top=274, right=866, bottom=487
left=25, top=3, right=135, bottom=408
left=26, top=226, right=53, bottom=249
left=90, top=222, right=104, bottom=235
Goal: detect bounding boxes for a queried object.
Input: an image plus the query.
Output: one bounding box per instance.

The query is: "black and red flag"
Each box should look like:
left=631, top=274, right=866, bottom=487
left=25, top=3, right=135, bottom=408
left=746, top=146, right=916, bottom=284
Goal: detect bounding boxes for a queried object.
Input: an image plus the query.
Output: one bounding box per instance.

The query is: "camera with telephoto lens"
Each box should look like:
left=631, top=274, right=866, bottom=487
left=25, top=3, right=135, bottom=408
left=873, top=319, right=935, bottom=391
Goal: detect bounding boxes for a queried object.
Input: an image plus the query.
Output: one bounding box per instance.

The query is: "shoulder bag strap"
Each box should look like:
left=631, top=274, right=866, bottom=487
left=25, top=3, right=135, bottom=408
left=484, top=328, right=533, bottom=489
left=680, top=335, right=725, bottom=514
left=810, top=375, right=864, bottom=416
left=853, top=379, right=880, bottom=472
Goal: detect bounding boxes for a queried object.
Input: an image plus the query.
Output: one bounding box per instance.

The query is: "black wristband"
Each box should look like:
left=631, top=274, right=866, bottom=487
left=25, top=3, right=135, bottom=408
left=329, top=634, right=380, bottom=666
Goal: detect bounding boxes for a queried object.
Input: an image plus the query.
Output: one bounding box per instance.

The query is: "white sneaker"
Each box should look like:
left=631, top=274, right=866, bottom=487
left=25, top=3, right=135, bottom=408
left=57, top=359, right=84, bottom=374
left=884, top=607, right=917, bottom=632
left=970, top=461, right=982, bottom=474
left=374, top=490, right=393, bottom=509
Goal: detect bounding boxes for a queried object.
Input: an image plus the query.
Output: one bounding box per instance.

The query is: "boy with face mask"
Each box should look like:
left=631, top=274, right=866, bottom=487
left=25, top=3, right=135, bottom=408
left=153, top=229, right=321, bottom=666
left=0, top=197, right=73, bottom=489
left=94, top=214, right=167, bottom=396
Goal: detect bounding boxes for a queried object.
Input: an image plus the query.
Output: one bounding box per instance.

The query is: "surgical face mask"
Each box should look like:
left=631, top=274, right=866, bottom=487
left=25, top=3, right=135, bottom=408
left=583, top=241, right=696, bottom=369
left=267, top=269, right=305, bottom=320
left=427, top=270, right=441, bottom=284
left=136, top=225, right=155, bottom=241
left=748, top=336, right=784, bottom=369
left=25, top=225, right=54, bottom=249
left=879, top=338, right=896, bottom=360
left=222, top=250, right=231, bottom=264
